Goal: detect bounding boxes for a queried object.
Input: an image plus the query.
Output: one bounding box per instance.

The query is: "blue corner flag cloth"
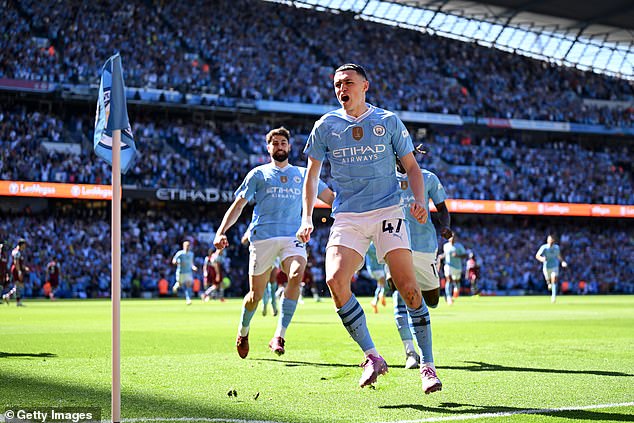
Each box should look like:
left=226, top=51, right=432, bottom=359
left=94, top=53, right=138, bottom=174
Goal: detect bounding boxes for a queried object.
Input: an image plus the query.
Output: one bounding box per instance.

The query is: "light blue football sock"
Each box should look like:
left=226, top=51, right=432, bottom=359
left=239, top=306, right=257, bottom=336
left=262, top=283, right=271, bottom=306
left=275, top=297, right=297, bottom=338
left=393, top=291, right=413, bottom=341
left=373, top=285, right=381, bottom=303
left=269, top=282, right=278, bottom=312
left=445, top=281, right=453, bottom=300
left=407, top=303, right=434, bottom=364
left=337, top=295, right=375, bottom=352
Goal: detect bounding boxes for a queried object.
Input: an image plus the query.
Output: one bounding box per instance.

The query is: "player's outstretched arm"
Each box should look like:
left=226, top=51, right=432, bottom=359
left=297, top=156, right=323, bottom=243
left=214, top=197, right=248, bottom=250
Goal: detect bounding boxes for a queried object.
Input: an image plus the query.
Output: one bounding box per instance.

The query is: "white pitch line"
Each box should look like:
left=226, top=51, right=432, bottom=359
left=110, top=402, right=634, bottom=423
left=373, top=401, right=634, bottom=423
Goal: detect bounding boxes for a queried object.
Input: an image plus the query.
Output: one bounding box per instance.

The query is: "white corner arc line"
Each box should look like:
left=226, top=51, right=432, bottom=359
left=372, top=401, right=634, bottom=423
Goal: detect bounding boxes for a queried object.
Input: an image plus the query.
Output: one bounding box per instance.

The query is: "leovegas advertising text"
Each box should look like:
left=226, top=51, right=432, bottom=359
left=0, top=181, right=112, bottom=200
left=2, top=181, right=632, bottom=217
left=316, top=198, right=633, bottom=218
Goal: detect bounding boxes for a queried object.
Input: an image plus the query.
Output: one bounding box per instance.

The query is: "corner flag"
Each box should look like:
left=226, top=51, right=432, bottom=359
left=94, top=53, right=137, bottom=174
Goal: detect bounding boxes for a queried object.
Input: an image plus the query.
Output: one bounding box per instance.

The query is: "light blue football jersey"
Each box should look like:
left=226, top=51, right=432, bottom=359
left=397, top=169, right=447, bottom=253
left=173, top=250, right=194, bottom=276
left=235, top=163, right=327, bottom=241
left=443, top=242, right=466, bottom=270
left=304, top=104, right=414, bottom=214
left=536, top=243, right=561, bottom=270
left=365, top=243, right=382, bottom=274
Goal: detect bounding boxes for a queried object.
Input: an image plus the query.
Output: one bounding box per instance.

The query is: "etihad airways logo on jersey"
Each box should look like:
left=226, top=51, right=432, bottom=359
left=267, top=186, right=301, bottom=197
left=332, top=144, right=386, bottom=163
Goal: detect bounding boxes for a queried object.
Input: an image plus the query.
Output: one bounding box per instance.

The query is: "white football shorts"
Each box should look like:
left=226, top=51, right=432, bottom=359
left=249, top=236, right=306, bottom=276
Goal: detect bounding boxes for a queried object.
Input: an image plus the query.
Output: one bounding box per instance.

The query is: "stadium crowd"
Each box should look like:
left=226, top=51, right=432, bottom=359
left=1, top=0, right=632, bottom=304
left=0, top=210, right=631, bottom=301
left=2, top=104, right=632, bottom=205
left=1, top=0, right=633, bottom=125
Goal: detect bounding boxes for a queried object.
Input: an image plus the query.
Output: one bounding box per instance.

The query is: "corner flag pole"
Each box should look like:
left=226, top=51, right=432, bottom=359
left=112, top=129, right=121, bottom=423
left=94, top=53, right=137, bottom=423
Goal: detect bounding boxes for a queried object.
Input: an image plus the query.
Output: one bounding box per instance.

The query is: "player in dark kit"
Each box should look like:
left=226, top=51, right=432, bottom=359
left=5, top=239, right=29, bottom=306
left=0, top=241, right=10, bottom=303
left=46, top=259, right=61, bottom=300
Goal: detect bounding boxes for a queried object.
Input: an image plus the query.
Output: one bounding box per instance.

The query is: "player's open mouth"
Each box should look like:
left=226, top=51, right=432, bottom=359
left=341, top=95, right=349, bottom=102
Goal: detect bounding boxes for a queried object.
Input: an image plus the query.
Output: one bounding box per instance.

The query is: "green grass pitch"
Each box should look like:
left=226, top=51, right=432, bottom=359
left=1, top=295, right=633, bottom=423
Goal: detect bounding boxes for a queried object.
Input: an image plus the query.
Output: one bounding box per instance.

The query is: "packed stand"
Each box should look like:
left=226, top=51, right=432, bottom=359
left=448, top=217, right=634, bottom=296
left=427, top=132, right=634, bottom=205
left=1, top=0, right=632, bottom=125
left=2, top=104, right=633, bottom=204
left=2, top=0, right=212, bottom=90
left=1, top=209, right=631, bottom=300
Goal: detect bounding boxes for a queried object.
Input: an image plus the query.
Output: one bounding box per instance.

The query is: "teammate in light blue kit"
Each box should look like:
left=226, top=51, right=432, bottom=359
left=172, top=240, right=198, bottom=305
left=214, top=127, right=334, bottom=359
left=441, top=234, right=467, bottom=305
left=389, top=149, right=452, bottom=369
left=297, top=64, right=441, bottom=394
left=535, top=235, right=567, bottom=303
left=365, top=243, right=386, bottom=313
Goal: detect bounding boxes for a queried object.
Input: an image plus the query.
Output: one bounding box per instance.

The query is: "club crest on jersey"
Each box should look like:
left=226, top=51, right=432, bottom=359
left=352, top=126, right=364, bottom=141
left=280, top=175, right=288, bottom=183
left=373, top=125, right=386, bottom=137
left=293, top=176, right=301, bottom=184
left=400, top=181, right=408, bottom=190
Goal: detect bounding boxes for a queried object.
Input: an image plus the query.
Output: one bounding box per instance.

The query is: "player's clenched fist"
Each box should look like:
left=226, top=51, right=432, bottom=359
left=213, top=234, right=229, bottom=250
left=296, top=216, right=314, bottom=243
left=409, top=201, right=428, bottom=224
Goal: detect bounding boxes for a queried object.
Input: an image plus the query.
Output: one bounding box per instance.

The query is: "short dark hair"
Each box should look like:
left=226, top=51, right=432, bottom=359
left=266, top=127, right=290, bottom=144
left=335, top=63, right=368, bottom=81
left=18, top=238, right=27, bottom=246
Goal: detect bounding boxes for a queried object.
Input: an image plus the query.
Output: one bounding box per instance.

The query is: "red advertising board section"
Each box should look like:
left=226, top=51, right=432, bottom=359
left=1, top=181, right=633, bottom=218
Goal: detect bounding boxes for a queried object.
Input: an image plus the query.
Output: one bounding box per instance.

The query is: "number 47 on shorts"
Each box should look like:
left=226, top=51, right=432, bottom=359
left=382, top=219, right=403, bottom=234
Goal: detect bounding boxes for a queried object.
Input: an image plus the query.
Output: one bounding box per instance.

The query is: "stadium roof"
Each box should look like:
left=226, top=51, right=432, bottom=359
left=273, top=0, right=634, bottom=79
left=468, top=0, right=634, bottom=31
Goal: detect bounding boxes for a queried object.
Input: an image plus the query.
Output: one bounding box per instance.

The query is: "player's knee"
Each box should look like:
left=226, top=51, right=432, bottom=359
left=248, top=290, right=263, bottom=303
left=325, top=276, right=347, bottom=294
left=286, top=269, right=303, bottom=282
left=398, top=286, right=422, bottom=309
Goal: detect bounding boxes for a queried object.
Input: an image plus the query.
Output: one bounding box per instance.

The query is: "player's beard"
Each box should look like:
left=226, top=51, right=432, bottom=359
left=273, top=150, right=288, bottom=162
